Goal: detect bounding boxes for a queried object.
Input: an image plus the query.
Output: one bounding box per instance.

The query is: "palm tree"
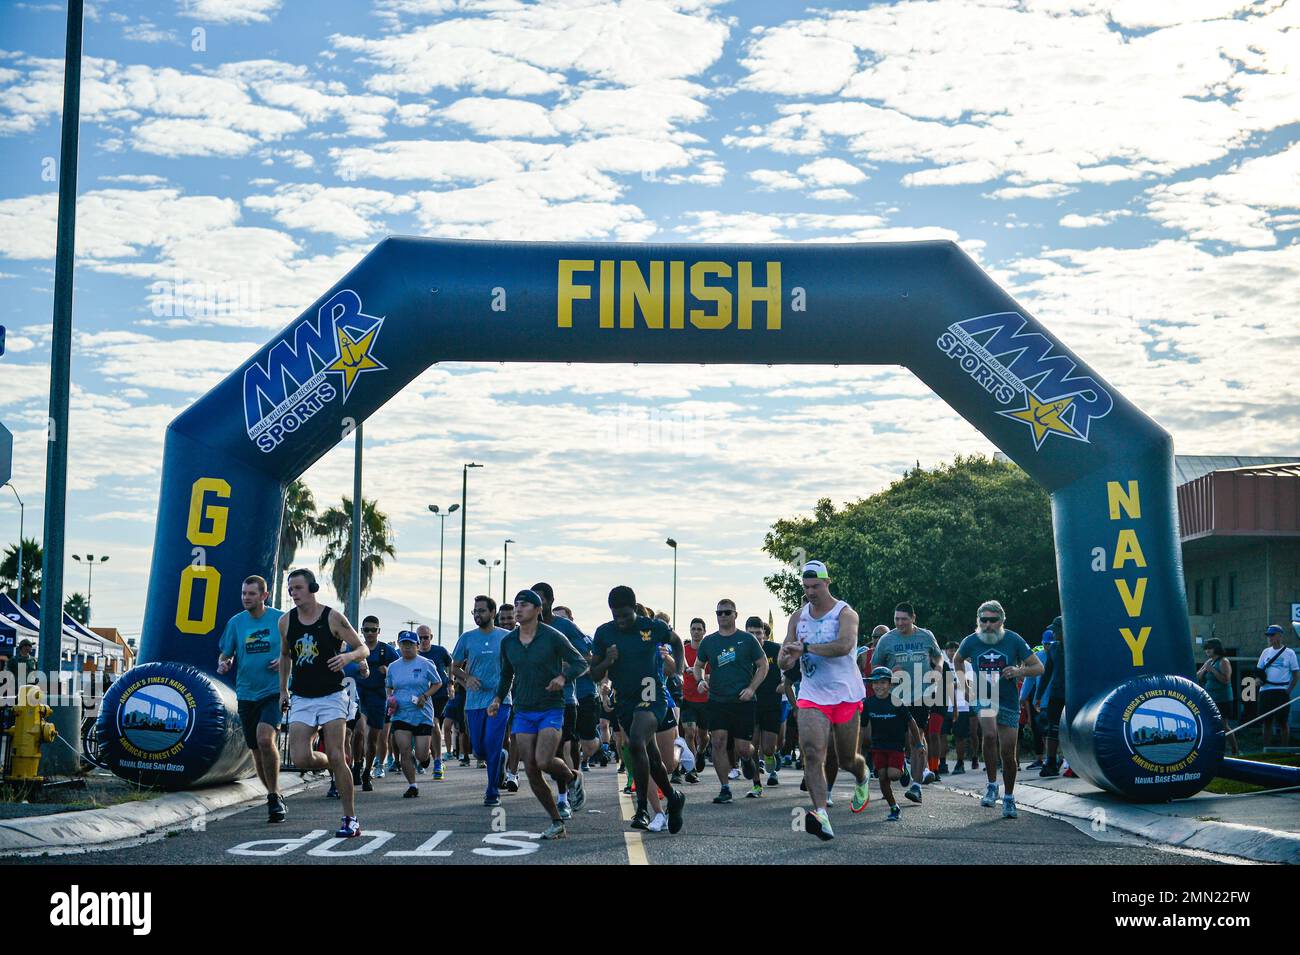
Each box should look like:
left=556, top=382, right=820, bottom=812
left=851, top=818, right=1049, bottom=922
left=0, top=537, right=42, bottom=604
left=274, top=479, right=318, bottom=609
left=315, top=496, right=396, bottom=623
left=64, top=592, right=89, bottom=624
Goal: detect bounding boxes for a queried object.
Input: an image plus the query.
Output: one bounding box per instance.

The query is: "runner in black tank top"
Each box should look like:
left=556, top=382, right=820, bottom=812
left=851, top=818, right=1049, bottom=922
left=288, top=605, right=345, bottom=697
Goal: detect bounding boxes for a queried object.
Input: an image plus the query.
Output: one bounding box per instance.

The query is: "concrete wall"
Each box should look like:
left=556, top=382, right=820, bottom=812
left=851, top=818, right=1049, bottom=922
left=1182, top=539, right=1299, bottom=655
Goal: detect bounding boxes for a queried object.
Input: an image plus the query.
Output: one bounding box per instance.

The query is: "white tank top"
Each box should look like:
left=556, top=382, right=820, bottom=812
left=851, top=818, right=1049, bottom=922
left=795, top=600, right=865, bottom=705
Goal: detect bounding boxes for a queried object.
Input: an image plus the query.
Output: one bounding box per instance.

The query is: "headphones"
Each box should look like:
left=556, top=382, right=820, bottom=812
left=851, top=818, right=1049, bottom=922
left=290, top=569, right=320, bottom=593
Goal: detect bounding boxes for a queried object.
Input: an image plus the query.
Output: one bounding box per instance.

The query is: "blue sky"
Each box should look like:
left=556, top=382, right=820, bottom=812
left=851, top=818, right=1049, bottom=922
left=1, top=0, right=1297, bottom=642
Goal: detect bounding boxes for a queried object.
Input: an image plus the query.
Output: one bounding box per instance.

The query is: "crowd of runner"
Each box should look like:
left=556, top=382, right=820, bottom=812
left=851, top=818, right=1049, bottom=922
left=216, top=560, right=1064, bottom=843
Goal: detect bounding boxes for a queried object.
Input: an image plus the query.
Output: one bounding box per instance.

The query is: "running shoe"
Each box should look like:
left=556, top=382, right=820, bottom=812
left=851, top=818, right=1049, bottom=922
left=670, top=768, right=684, bottom=785
left=558, top=800, right=573, bottom=820
left=385, top=756, right=397, bottom=772
left=483, top=795, right=501, bottom=807
left=361, top=774, right=374, bottom=793
left=631, top=808, right=651, bottom=830
left=1002, top=795, right=1018, bottom=819
left=684, top=770, right=699, bottom=784
left=326, top=781, right=339, bottom=799
left=1026, top=759, right=1043, bottom=771
left=712, top=785, right=733, bottom=804
left=667, top=788, right=686, bottom=834
left=622, top=781, right=634, bottom=795
left=921, top=769, right=936, bottom=785
left=403, top=785, right=419, bottom=798
left=886, top=804, right=901, bottom=822
left=647, top=812, right=668, bottom=833
left=373, top=765, right=386, bottom=779
left=980, top=783, right=999, bottom=807
left=938, top=761, right=950, bottom=774
left=267, top=794, right=286, bottom=824
left=851, top=779, right=870, bottom=813
left=459, top=755, right=470, bottom=767
left=417, top=764, right=426, bottom=775
left=541, top=820, right=566, bottom=840
left=825, top=795, right=834, bottom=807
left=569, top=772, right=586, bottom=811
left=477, top=759, right=486, bottom=769
left=432, top=763, right=444, bottom=780
left=905, top=782, right=922, bottom=804
left=505, top=773, right=520, bottom=793
left=804, top=808, right=834, bottom=841
left=335, top=816, right=361, bottom=838
left=900, top=767, right=911, bottom=788
left=970, top=759, right=979, bottom=770
left=952, top=761, right=966, bottom=775
left=766, top=771, right=779, bottom=787
left=1039, top=762, right=1060, bottom=778
left=799, top=777, right=808, bottom=792
left=581, top=759, right=590, bottom=772
left=728, top=767, right=741, bottom=780
left=746, top=783, right=763, bottom=798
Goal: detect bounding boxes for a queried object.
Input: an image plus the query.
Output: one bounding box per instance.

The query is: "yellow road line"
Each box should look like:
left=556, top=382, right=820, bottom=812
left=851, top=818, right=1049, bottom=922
left=617, top=768, right=649, bottom=865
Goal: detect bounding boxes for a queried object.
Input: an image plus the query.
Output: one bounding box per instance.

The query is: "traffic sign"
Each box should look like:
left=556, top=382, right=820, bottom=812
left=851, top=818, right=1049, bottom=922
left=0, top=420, right=10, bottom=487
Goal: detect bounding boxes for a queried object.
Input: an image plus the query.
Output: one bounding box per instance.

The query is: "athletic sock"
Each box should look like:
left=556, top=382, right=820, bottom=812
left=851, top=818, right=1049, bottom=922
left=928, top=757, right=939, bottom=773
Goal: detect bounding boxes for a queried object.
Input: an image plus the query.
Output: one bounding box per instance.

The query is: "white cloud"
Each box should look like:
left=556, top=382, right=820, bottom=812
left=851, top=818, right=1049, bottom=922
left=1144, top=141, right=1300, bottom=247
left=245, top=184, right=417, bottom=240
left=1059, top=210, right=1131, bottom=228
left=177, top=0, right=283, bottom=24
left=731, top=1, right=1300, bottom=190
left=797, top=157, right=867, bottom=187
left=808, top=188, right=854, bottom=202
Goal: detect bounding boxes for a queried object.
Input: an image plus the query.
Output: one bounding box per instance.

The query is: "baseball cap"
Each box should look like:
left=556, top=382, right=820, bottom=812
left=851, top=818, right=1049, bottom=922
left=801, top=560, right=829, bottom=579
left=397, top=630, right=419, bottom=644
left=869, top=666, right=892, bottom=681
left=515, top=589, right=543, bottom=608
left=1265, top=624, right=1284, bottom=635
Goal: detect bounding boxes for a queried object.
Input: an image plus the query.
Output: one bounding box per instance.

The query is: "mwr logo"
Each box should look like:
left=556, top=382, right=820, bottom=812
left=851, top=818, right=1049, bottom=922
left=243, top=289, right=386, bottom=453
left=936, top=312, right=1113, bottom=449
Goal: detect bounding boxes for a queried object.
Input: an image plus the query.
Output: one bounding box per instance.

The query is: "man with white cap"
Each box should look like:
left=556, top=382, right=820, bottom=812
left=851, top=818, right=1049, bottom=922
left=1257, top=624, right=1298, bottom=749
left=777, top=560, right=870, bottom=841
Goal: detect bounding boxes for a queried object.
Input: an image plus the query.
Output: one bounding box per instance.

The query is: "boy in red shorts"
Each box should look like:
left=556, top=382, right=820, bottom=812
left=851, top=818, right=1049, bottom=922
left=862, top=666, right=921, bottom=821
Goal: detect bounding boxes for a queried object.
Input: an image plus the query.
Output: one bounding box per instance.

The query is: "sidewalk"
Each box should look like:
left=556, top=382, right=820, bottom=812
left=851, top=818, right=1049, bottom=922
left=941, top=765, right=1300, bottom=864
left=0, top=771, right=328, bottom=858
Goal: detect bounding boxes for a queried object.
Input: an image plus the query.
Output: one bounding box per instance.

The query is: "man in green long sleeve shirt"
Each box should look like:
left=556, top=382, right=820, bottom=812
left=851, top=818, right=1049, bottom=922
left=489, top=589, right=589, bottom=839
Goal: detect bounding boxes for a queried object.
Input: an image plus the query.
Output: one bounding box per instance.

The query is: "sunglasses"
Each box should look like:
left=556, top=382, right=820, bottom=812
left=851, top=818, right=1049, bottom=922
left=362, top=627, right=379, bottom=633
left=716, top=610, right=734, bottom=616
left=979, top=617, right=1001, bottom=624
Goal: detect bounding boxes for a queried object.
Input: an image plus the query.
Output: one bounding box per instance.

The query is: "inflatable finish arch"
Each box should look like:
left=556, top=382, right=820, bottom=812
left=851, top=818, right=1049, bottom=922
left=101, top=238, right=1225, bottom=799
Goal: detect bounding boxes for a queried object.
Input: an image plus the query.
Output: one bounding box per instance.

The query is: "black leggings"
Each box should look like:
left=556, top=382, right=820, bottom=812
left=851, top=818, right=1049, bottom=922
left=1042, top=698, right=1065, bottom=741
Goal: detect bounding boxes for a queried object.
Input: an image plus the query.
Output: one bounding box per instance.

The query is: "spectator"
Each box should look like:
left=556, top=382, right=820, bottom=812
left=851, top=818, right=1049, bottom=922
left=1257, top=625, right=1298, bottom=749
left=1035, top=616, right=1068, bottom=776
left=1197, top=638, right=1237, bottom=756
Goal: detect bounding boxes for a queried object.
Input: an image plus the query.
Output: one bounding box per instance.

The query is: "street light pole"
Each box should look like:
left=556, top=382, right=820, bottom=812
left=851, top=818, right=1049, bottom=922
left=428, top=502, right=459, bottom=645
left=666, top=538, right=678, bottom=627
left=72, top=553, right=109, bottom=624
left=3, top=483, right=22, bottom=605
left=457, top=463, right=482, bottom=638
left=478, top=558, right=500, bottom=597
left=502, top=538, right=515, bottom=606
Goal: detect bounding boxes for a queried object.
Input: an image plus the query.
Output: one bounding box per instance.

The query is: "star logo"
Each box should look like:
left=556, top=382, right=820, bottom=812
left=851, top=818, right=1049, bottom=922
left=326, top=322, right=386, bottom=401
left=999, top=391, right=1083, bottom=449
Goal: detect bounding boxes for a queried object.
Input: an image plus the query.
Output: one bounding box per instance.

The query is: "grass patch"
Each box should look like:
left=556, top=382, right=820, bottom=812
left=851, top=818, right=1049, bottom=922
left=1205, top=751, right=1300, bottom=795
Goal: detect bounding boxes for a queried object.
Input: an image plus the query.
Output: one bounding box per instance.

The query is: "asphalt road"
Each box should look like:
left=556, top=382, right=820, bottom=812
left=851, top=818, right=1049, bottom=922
left=16, top=757, right=1219, bottom=865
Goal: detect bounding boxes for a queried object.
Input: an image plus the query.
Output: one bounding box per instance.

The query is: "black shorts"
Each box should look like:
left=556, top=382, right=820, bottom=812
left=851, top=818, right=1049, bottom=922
left=952, top=711, right=973, bottom=737
left=754, top=702, right=783, bottom=735
left=617, top=699, right=668, bottom=733
left=390, top=720, right=433, bottom=736
left=657, top=705, right=678, bottom=733
left=679, top=699, right=709, bottom=729
left=561, top=702, right=579, bottom=743
left=1259, top=688, right=1292, bottom=721
left=707, top=699, right=755, bottom=741
left=237, top=694, right=282, bottom=750
left=907, top=705, right=929, bottom=734
left=432, top=696, right=447, bottom=722
left=576, top=696, right=600, bottom=741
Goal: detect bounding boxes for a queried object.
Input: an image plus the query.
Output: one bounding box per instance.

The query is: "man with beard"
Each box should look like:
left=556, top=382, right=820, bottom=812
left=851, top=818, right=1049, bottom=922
left=955, top=600, right=1042, bottom=818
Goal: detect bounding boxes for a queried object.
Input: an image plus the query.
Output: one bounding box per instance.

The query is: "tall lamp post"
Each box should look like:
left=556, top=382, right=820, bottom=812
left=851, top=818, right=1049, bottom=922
left=477, top=558, right=501, bottom=596
left=457, top=462, right=483, bottom=637
left=71, top=553, right=109, bottom=624
left=665, top=538, right=678, bottom=627
left=428, top=502, right=459, bottom=645
left=3, top=483, right=23, bottom=605
left=502, top=538, right=515, bottom=606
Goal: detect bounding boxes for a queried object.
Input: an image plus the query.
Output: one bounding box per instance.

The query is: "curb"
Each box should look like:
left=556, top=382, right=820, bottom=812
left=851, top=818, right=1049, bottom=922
left=0, top=772, right=327, bottom=858
left=942, top=778, right=1300, bottom=864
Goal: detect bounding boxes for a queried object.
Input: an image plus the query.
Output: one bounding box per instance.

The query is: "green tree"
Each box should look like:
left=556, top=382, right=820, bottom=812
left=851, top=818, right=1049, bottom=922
left=0, top=537, right=42, bottom=604
left=64, top=592, right=89, bottom=624
left=274, top=479, right=318, bottom=609
left=315, top=496, right=396, bottom=623
left=763, top=455, right=1059, bottom=643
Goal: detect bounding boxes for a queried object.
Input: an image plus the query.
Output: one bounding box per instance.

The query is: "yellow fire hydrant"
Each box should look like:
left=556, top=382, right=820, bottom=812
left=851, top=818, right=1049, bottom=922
left=6, top=684, right=56, bottom=782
